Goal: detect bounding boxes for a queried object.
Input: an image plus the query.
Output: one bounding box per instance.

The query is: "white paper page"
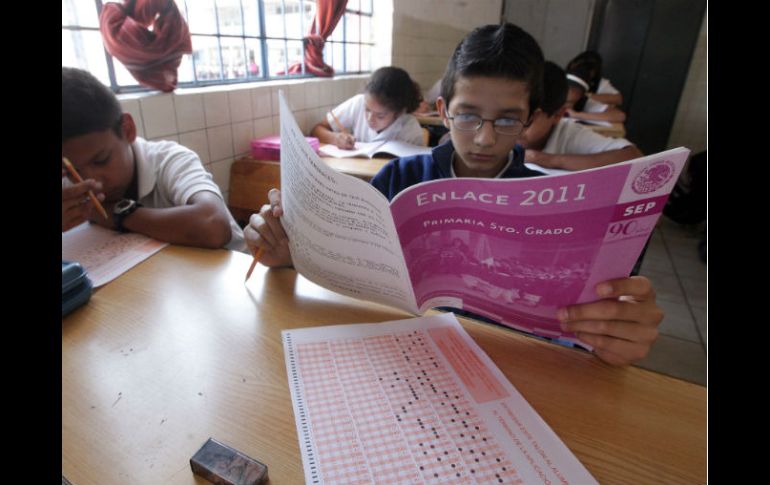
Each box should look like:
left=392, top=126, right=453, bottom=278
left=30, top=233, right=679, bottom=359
left=283, top=313, right=597, bottom=485
left=376, top=140, right=433, bottom=158
left=577, top=119, right=613, bottom=127
left=318, top=141, right=384, bottom=158
left=524, top=162, right=570, bottom=176
left=62, top=223, right=168, bottom=287
left=279, top=92, right=419, bottom=312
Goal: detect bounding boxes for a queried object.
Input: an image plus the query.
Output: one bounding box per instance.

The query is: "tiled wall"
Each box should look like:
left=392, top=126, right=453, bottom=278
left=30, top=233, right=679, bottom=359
left=118, top=76, right=368, bottom=202
left=667, top=8, right=707, bottom=154
left=391, top=0, right=502, bottom=96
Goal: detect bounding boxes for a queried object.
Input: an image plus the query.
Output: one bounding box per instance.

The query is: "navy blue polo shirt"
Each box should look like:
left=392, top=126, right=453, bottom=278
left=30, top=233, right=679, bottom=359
left=370, top=140, right=544, bottom=201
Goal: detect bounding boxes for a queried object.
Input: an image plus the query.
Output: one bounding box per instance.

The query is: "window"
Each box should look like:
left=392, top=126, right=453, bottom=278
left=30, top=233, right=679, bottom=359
left=61, top=0, right=374, bottom=93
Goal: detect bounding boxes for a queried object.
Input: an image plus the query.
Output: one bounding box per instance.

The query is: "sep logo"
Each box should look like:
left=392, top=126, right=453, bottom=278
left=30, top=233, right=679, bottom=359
left=632, top=161, right=675, bottom=194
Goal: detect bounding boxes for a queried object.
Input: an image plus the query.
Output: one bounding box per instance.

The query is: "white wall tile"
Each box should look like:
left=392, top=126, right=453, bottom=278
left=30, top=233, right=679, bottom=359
left=287, top=83, right=307, bottom=111
left=119, top=99, right=145, bottom=138
left=150, top=134, right=179, bottom=143
left=232, top=121, right=254, bottom=157
left=253, top=117, right=274, bottom=139
left=140, top=94, right=178, bottom=138
left=318, top=80, right=333, bottom=106
left=251, top=87, right=272, bottom=119
left=270, top=87, right=281, bottom=115
left=209, top=157, right=234, bottom=194
left=207, top=124, right=234, bottom=162
left=174, top=93, right=205, bottom=132
left=178, top=130, right=210, bottom=165
left=303, top=81, right=321, bottom=109
left=228, top=89, right=253, bottom=123
left=332, top=80, right=346, bottom=105
left=203, top=91, right=231, bottom=127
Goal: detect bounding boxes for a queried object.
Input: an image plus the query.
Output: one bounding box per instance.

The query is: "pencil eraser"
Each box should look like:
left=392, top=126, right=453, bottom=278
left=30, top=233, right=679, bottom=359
left=190, top=438, right=268, bottom=485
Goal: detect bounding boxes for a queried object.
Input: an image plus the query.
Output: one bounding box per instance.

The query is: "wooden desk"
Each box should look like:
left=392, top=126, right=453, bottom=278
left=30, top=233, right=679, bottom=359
left=63, top=246, right=706, bottom=485
left=416, top=113, right=444, bottom=127
left=585, top=121, right=626, bottom=138
left=228, top=154, right=390, bottom=224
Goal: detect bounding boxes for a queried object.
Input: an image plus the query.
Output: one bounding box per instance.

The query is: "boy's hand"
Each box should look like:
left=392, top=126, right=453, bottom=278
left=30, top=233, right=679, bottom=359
left=62, top=179, right=105, bottom=232
left=88, top=200, right=117, bottom=230
left=334, top=132, right=356, bottom=150
left=244, top=188, right=293, bottom=267
left=558, top=276, right=663, bottom=366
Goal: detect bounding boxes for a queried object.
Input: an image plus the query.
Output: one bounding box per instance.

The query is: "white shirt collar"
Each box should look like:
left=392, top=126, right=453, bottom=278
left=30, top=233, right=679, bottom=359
left=449, top=149, right=514, bottom=178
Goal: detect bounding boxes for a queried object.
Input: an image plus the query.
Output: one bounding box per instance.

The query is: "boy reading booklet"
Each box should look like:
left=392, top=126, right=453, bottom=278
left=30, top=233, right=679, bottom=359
left=319, top=140, right=432, bottom=159
left=252, top=89, right=685, bottom=360
left=248, top=24, right=673, bottom=366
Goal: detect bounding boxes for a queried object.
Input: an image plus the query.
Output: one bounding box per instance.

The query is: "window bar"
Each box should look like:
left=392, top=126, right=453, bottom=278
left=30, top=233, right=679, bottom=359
left=281, top=0, right=289, bottom=75
left=257, top=0, right=269, bottom=80
left=214, top=1, right=225, bottom=80
left=239, top=0, right=246, bottom=79
left=181, top=1, right=199, bottom=86
left=342, top=13, right=347, bottom=73
left=299, top=0, right=305, bottom=76
left=92, top=0, right=120, bottom=91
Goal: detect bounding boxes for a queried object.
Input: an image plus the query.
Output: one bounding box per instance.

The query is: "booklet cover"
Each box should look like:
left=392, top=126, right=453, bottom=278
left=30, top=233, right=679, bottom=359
left=278, top=91, right=689, bottom=346
left=319, top=139, right=432, bottom=159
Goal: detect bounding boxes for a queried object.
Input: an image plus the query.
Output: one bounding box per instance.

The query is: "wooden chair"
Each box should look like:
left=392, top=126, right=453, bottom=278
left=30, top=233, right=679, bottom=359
left=228, top=157, right=281, bottom=227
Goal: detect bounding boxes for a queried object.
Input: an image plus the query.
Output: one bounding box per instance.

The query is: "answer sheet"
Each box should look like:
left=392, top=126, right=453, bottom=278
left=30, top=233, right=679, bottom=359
left=283, top=313, right=597, bottom=484
left=62, top=222, right=167, bottom=287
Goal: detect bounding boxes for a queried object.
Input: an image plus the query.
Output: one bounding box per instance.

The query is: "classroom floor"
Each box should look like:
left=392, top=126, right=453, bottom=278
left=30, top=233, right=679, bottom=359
left=634, top=216, right=707, bottom=385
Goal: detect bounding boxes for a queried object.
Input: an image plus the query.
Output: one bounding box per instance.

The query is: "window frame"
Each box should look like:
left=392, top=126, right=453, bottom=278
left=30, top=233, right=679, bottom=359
left=61, top=0, right=374, bottom=93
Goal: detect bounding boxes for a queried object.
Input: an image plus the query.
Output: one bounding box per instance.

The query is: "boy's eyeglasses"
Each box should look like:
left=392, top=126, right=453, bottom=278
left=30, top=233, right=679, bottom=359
left=446, top=113, right=529, bottom=136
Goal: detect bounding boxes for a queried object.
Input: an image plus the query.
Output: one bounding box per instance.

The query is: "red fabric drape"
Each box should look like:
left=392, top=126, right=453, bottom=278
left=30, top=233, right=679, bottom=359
left=283, top=0, right=348, bottom=77
left=99, top=0, right=192, bottom=92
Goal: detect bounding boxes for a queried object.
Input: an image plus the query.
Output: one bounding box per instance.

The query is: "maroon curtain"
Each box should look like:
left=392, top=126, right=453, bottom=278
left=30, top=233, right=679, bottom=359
left=283, top=0, right=348, bottom=77
left=100, top=0, right=192, bottom=92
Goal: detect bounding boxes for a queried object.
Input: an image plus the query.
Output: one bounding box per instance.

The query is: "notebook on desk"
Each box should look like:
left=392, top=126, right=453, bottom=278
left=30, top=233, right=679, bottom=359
left=319, top=140, right=432, bottom=159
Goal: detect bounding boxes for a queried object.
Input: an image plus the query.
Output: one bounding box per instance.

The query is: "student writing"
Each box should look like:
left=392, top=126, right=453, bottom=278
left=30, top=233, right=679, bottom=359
left=310, top=66, right=425, bottom=149
left=62, top=67, right=245, bottom=251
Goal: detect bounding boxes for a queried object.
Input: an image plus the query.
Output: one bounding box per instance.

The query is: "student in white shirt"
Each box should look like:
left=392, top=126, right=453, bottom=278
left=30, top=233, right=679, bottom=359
left=564, top=64, right=626, bottom=124
left=520, top=61, right=642, bottom=173
left=62, top=67, right=245, bottom=252
left=567, top=50, right=623, bottom=106
left=311, top=66, right=425, bottom=149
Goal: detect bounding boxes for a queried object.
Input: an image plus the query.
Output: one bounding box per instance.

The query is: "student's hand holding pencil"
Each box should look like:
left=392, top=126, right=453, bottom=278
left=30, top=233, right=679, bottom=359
left=61, top=175, right=106, bottom=232
left=329, top=111, right=356, bottom=149
left=333, top=132, right=356, bottom=150
left=244, top=188, right=294, bottom=269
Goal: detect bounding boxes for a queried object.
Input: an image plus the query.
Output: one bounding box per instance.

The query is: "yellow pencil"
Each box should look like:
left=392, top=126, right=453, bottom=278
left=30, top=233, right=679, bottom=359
left=329, top=111, right=348, bottom=134
left=62, top=157, right=109, bottom=221
left=244, top=247, right=265, bottom=282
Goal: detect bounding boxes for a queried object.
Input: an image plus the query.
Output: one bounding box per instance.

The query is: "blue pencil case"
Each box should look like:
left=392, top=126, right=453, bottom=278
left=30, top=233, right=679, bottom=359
left=62, top=260, right=93, bottom=317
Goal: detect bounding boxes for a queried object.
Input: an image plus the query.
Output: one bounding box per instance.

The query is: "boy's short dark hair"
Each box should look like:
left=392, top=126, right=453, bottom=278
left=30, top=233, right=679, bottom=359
left=440, top=23, right=544, bottom=117
left=62, top=67, right=124, bottom=142
left=365, top=66, right=422, bottom=114
left=541, top=61, right=568, bottom=116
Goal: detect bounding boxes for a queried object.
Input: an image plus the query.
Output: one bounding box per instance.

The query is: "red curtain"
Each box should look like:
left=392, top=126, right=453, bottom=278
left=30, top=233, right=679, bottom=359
left=283, top=0, right=348, bottom=77
left=100, top=0, right=192, bottom=92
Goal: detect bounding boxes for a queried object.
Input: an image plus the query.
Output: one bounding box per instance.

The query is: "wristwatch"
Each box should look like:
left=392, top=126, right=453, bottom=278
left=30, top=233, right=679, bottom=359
left=113, top=198, right=142, bottom=233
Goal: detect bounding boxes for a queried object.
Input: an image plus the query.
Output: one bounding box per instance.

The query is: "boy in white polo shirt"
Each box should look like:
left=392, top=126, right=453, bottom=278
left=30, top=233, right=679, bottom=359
left=62, top=67, right=245, bottom=252
left=520, top=61, right=642, bottom=175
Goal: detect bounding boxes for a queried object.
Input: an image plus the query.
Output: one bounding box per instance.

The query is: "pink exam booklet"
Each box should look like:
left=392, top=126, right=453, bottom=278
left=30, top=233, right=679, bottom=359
left=277, top=91, right=690, bottom=347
